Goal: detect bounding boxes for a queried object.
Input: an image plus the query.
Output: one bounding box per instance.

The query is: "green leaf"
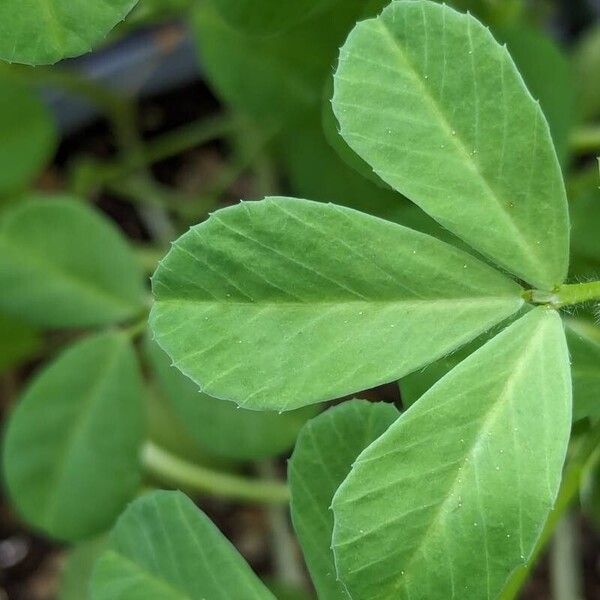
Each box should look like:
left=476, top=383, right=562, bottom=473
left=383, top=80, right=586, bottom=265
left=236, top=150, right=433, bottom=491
left=2, top=332, right=144, bottom=541
left=289, top=400, right=399, bottom=599
left=59, top=538, right=107, bottom=600
left=0, top=0, right=139, bottom=66
left=90, top=490, right=275, bottom=600
left=573, top=25, right=600, bottom=120
left=192, top=0, right=375, bottom=126
left=569, top=189, right=600, bottom=279
left=209, top=0, right=337, bottom=36
left=498, top=25, right=575, bottom=166
left=333, top=0, right=569, bottom=290
left=0, top=196, right=146, bottom=328
left=145, top=337, right=318, bottom=460
left=150, top=197, right=524, bottom=411
left=0, top=72, right=56, bottom=195
left=332, top=307, right=571, bottom=600
left=0, top=313, right=41, bottom=373
left=566, top=319, right=600, bottom=423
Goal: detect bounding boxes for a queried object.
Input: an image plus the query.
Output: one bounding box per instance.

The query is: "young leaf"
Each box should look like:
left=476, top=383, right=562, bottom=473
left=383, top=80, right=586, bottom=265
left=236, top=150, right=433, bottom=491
left=2, top=332, right=144, bottom=541
left=150, top=197, right=524, bottom=410
left=333, top=0, right=569, bottom=290
left=566, top=319, right=600, bottom=423
left=0, top=1, right=139, bottom=66
left=90, top=490, right=275, bottom=599
left=289, top=400, right=399, bottom=599
left=146, top=337, right=318, bottom=460
left=0, top=72, right=57, bottom=195
left=210, top=0, right=337, bottom=36
left=332, top=307, right=571, bottom=600
left=0, top=197, right=146, bottom=328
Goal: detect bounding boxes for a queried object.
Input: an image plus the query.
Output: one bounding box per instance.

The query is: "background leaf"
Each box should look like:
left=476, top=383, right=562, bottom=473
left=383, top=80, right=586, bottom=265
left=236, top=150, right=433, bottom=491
left=569, top=189, right=600, bottom=279
left=333, top=0, right=569, bottom=290
left=332, top=308, right=571, bottom=600
left=2, top=332, right=144, bottom=541
left=209, top=0, right=337, bottom=36
left=90, top=490, right=275, bottom=599
left=0, top=0, right=139, bottom=65
left=0, top=72, right=56, bottom=195
left=0, top=197, right=146, bottom=328
left=498, top=25, right=575, bottom=166
left=0, top=313, right=41, bottom=373
left=573, top=24, right=600, bottom=121
left=289, top=399, right=399, bottom=599
left=146, top=336, right=318, bottom=460
left=193, top=0, right=385, bottom=128
left=150, top=197, right=524, bottom=410
left=59, top=538, right=107, bottom=600
left=566, top=319, right=600, bottom=423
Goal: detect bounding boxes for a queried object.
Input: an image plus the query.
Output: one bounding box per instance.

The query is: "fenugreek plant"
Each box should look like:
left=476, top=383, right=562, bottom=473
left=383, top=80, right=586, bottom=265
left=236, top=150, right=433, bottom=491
left=1, top=1, right=599, bottom=599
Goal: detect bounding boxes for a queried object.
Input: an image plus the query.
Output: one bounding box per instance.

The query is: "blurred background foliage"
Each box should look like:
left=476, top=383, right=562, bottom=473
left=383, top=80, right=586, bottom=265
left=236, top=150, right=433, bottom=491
left=0, top=1, right=599, bottom=598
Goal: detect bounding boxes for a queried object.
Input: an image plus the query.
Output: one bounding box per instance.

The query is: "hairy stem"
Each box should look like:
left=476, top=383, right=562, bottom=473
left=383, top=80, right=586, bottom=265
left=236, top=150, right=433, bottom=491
left=525, top=281, right=600, bottom=308
left=141, top=442, right=290, bottom=505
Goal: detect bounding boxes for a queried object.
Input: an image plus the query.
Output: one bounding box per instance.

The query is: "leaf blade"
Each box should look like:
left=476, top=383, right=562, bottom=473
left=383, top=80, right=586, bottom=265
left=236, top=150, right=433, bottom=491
left=150, top=197, right=524, bottom=410
left=90, top=490, right=275, bottom=600
left=0, top=197, right=146, bottom=328
left=0, top=0, right=139, bottom=65
left=289, top=400, right=399, bottom=599
left=332, top=307, right=571, bottom=600
left=2, top=332, right=144, bottom=541
left=333, top=0, right=569, bottom=289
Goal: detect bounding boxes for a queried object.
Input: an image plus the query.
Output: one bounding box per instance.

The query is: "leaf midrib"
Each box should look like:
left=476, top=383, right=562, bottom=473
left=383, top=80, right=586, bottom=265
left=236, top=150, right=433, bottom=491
left=155, top=296, right=523, bottom=308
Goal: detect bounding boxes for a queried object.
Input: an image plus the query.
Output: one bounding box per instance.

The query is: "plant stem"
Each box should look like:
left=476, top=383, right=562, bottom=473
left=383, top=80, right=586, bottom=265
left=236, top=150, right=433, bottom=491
left=257, top=461, right=305, bottom=588
left=550, top=512, right=584, bottom=600
left=500, top=423, right=600, bottom=599
left=571, top=124, right=600, bottom=154
left=141, top=442, right=290, bottom=505
left=555, top=281, right=600, bottom=307
left=525, top=281, right=600, bottom=308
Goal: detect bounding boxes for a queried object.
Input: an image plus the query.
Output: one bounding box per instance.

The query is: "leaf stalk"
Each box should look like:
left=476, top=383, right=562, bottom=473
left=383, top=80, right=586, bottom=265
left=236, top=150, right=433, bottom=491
left=141, top=442, right=290, bottom=505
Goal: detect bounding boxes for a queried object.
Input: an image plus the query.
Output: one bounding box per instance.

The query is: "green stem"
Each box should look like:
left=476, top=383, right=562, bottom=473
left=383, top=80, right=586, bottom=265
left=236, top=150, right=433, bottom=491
left=571, top=124, right=600, bottom=154
left=555, top=281, right=600, bottom=307
left=500, top=423, right=600, bottom=599
left=525, top=281, right=600, bottom=308
left=141, top=442, right=290, bottom=505
left=550, top=512, right=583, bottom=600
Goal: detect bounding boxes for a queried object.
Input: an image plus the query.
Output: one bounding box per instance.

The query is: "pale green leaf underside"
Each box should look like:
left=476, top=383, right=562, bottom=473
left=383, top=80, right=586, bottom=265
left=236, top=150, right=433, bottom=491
left=289, top=400, right=399, bottom=600
left=146, top=337, right=318, bottom=460
left=2, top=332, right=144, bottom=541
left=333, top=0, right=569, bottom=290
left=0, top=197, right=146, bottom=328
left=332, top=308, right=571, bottom=600
left=0, top=0, right=139, bottom=65
left=150, top=197, right=523, bottom=411
left=90, top=491, right=274, bottom=600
